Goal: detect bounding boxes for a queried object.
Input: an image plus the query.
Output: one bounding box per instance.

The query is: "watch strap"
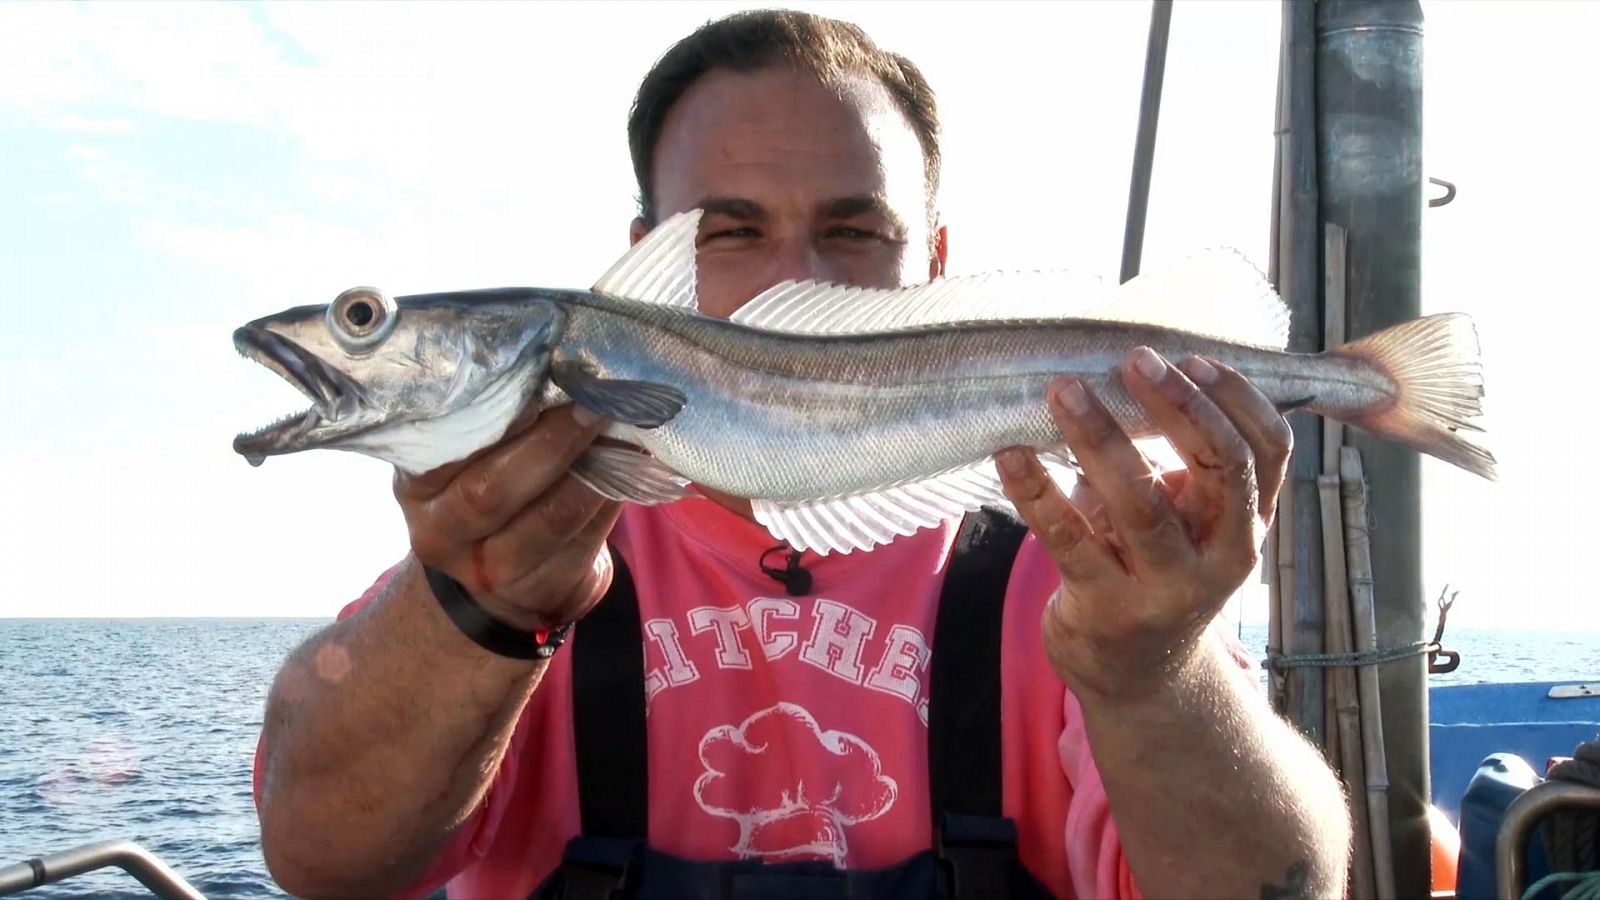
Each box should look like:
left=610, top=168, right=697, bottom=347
left=424, top=564, right=572, bottom=660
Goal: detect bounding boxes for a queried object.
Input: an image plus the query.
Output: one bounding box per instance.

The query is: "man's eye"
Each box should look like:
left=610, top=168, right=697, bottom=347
left=706, top=227, right=760, bottom=240
left=825, top=226, right=879, bottom=241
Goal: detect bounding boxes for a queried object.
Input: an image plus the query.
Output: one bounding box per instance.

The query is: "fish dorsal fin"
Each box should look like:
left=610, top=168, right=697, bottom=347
left=730, top=248, right=1286, bottom=347
left=1088, top=248, right=1290, bottom=348
left=591, top=209, right=703, bottom=309
left=730, top=270, right=1108, bottom=334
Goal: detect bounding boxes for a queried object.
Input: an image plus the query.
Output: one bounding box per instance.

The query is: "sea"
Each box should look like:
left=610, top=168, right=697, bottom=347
left=1, top=618, right=1595, bottom=899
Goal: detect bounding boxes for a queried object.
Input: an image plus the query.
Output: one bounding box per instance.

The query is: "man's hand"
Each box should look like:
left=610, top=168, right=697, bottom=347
left=996, top=346, right=1292, bottom=702
left=258, top=403, right=622, bottom=898
left=394, top=403, right=622, bottom=632
left=996, top=347, right=1348, bottom=899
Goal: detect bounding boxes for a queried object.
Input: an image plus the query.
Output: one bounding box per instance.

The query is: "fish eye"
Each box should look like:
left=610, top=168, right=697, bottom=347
left=327, top=287, right=397, bottom=352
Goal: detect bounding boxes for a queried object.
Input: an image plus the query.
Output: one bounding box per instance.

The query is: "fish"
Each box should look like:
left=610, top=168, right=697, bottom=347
left=232, top=210, right=1495, bottom=554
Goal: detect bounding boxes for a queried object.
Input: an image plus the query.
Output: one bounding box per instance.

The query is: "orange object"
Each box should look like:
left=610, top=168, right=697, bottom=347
left=1429, top=803, right=1462, bottom=893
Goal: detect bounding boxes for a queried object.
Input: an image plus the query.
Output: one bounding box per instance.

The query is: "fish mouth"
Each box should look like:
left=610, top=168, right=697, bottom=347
left=232, top=325, right=367, bottom=462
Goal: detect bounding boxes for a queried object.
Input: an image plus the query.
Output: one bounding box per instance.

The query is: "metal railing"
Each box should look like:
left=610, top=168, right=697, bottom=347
left=1497, top=780, right=1600, bottom=898
left=0, top=840, right=204, bottom=899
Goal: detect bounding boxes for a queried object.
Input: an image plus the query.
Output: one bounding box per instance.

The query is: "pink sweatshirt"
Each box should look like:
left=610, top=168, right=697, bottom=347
left=257, top=497, right=1151, bottom=899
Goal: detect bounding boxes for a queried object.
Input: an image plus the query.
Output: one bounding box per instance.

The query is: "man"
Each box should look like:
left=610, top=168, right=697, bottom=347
left=255, top=10, right=1350, bottom=899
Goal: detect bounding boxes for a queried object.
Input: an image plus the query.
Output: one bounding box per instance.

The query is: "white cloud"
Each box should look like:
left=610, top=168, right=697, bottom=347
left=48, top=114, right=137, bottom=135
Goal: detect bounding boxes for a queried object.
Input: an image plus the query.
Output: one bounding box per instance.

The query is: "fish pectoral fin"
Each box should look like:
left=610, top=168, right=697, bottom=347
left=550, top=362, right=686, bottom=428
left=1275, top=395, right=1315, bottom=413
left=572, top=444, right=694, bottom=504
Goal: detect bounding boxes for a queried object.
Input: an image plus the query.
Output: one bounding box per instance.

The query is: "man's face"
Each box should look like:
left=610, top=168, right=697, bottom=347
left=634, top=66, right=945, bottom=319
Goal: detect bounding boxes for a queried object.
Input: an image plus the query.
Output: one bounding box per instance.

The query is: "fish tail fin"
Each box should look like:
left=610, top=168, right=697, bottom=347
left=1328, top=313, right=1497, bottom=480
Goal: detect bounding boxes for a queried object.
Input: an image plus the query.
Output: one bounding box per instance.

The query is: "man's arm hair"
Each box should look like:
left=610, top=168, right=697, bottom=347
left=256, top=558, right=546, bottom=898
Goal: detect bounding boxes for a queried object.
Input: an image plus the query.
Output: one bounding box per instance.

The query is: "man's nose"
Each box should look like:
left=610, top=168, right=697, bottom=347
left=769, top=238, right=832, bottom=285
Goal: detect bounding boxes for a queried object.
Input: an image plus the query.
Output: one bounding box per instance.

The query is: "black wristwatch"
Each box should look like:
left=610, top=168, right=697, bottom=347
left=424, top=565, right=574, bottom=660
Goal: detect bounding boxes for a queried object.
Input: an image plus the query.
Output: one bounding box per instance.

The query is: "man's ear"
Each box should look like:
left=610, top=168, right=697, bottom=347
left=928, top=223, right=948, bottom=279
left=629, top=216, right=649, bottom=247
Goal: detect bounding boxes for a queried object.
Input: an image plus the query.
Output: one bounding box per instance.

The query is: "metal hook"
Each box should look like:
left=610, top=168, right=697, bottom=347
left=1428, top=585, right=1462, bottom=674
left=1428, top=177, right=1457, bottom=208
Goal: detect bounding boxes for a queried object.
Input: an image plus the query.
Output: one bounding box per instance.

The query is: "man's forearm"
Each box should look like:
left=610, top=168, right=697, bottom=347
left=1079, top=639, right=1351, bottom=899
left=258, top=556, right=546, bottom=898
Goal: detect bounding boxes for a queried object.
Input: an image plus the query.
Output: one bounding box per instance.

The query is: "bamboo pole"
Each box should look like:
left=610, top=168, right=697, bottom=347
left=1280, top=0, right=1325, bottom=746
left=1322, top=226, right=1348, bottom=472
left=1321, top=223, right=1350, bottom=763
left=1342, top=447, right=1398, bottom=900
left=1275, top=481, right=1298, bottom=717
left=1267, top=528, right=1285, bottom=713
left=1320, top=474, right=1376, bottom=900
left=1317, top=221, right=1377, bottom=898
left=1264, top=0, right=1288, bottom=717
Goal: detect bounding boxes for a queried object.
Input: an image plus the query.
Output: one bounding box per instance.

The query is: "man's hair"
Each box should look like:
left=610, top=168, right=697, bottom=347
left=628, top=9, right=941, bottom=227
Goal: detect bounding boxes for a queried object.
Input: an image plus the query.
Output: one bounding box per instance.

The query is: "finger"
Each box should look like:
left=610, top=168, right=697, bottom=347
left=1067, top=477, right=1114, bottom=538
left=1186, top=356, right=1294, bottom=524
left=1120, top=347, right=1256, bottom=549
left=417, top=405, right=609, bottom=549
left=995, top=448, right=1127, bottom=585
left=499, top=500, right=624, bottom=624
left=1044, top=376, right=1195, bottom=574
left=475, top=475, right=616, bottom=593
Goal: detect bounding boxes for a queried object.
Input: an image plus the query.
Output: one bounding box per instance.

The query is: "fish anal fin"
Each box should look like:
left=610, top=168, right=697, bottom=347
left=751, top=457, right=1078, bottom=555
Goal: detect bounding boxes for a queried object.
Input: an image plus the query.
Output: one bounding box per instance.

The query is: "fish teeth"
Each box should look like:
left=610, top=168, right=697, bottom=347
left=237, top=407, right=318, bottom=442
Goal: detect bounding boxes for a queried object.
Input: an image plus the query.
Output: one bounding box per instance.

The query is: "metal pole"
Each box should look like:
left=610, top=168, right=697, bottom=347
left=1120, top=0, right=1173, bottom=284
left=0, top=840, right=204, bottom=899
left=1315, top=1, right=1428, bottom=896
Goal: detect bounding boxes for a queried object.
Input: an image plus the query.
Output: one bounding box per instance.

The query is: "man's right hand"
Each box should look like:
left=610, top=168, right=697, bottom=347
left=258, top=402, right=620, bottom=898
left=393, top=402, right=621, bottom=632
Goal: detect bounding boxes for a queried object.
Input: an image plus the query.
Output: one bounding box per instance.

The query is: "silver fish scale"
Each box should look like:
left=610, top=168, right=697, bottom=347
left=552, top=295, right=1342, bottom=502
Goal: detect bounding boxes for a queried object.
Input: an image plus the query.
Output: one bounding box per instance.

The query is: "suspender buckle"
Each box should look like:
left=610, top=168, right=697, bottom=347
left=936, top=812, right=1022, bottom=900
left=550, top=836, right=642, bottom=900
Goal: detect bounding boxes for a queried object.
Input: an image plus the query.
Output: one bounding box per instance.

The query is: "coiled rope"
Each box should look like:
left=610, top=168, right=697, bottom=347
left=1529, top=734, right=1600, bottom=900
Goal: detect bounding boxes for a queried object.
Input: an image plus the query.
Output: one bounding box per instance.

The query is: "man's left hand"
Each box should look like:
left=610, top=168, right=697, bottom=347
left=995, top=346, right=1293, bottom=704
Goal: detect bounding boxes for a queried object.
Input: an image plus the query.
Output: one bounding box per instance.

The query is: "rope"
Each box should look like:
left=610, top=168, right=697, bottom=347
left=1541, top=734, right=1600, bottom=898
left=1524, top=870, right=1600, bottom=900
left=1262, top=640, right=1434, bottom=671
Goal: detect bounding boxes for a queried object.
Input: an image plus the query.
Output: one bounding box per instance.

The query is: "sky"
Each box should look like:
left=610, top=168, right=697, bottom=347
left=0, top=1, right=1595, bottom=631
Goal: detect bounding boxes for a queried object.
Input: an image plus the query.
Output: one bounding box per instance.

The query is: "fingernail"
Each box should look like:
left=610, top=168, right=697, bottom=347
left=1181, top=356, right=1219, bottom=386
left=1130, top=346, right=1165, bottom=383
left=997, top=449, right=1031, bottom=478
left=1052, top=379, right=1090, bottom=416
left=570, top=404, right=605, bottom=427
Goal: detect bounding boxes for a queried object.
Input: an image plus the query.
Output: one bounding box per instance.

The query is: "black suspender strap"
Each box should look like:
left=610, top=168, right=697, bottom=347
left=547, top=547, right=649, bottom=900
left=572, top=547, right=649, bottom=837
left=928, top=509, right=1032, bottom=900
left=928, top=509, right=1028, bottom=819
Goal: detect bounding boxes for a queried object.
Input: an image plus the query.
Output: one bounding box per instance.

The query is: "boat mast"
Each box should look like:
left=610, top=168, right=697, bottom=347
left=1119, top=0, right=1172, bottom=284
